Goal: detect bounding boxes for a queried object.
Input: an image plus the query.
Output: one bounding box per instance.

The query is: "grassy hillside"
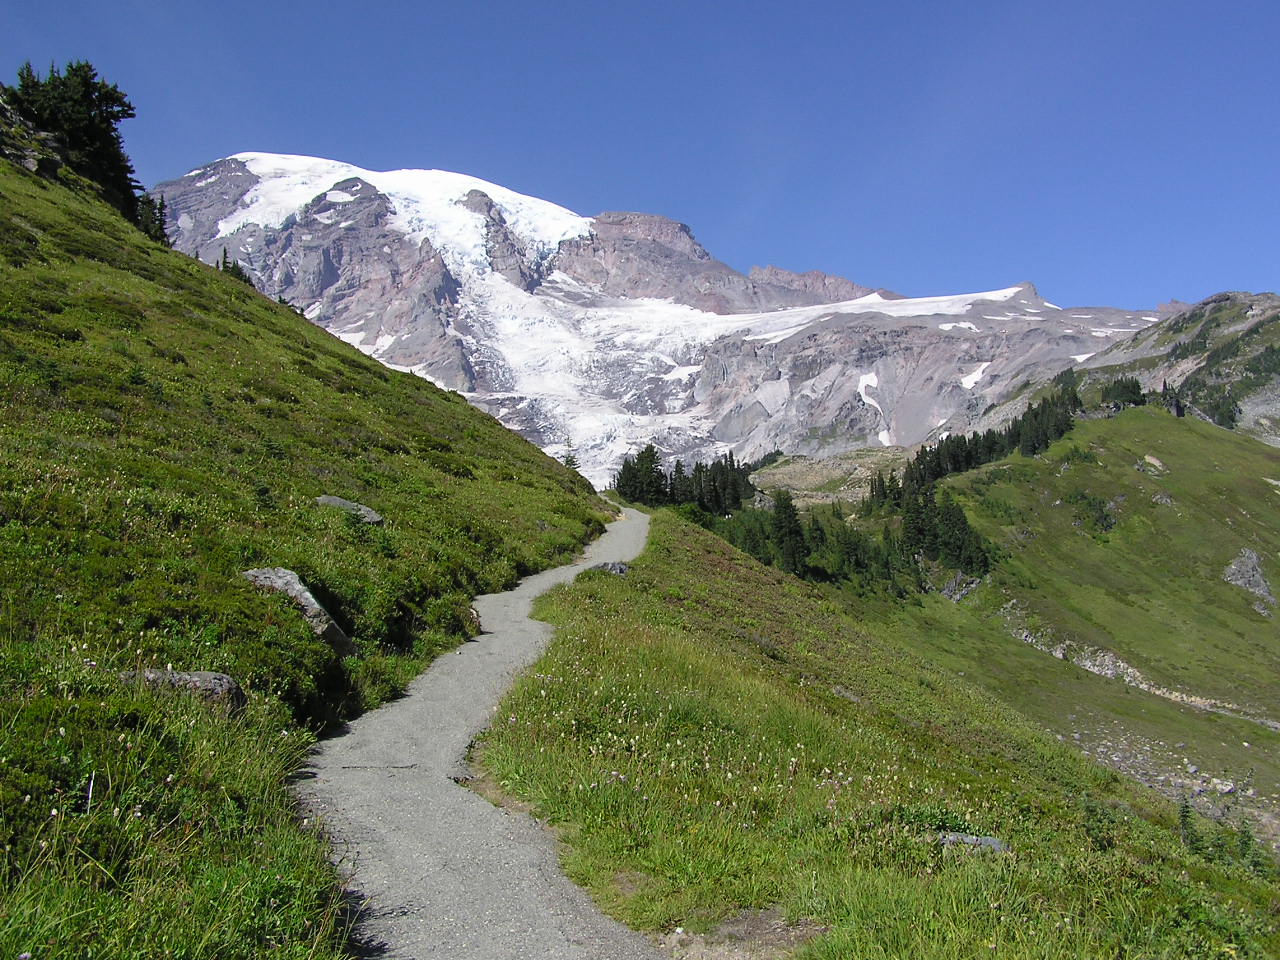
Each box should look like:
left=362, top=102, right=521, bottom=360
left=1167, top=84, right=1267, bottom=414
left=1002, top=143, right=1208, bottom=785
left=757, top=406, right=1280, bottom=849
left=0, top=155, right=610, bottom=957
left=948, top=407, right=1278, bottom=714
left=481, top=513, right=1279, bottom=958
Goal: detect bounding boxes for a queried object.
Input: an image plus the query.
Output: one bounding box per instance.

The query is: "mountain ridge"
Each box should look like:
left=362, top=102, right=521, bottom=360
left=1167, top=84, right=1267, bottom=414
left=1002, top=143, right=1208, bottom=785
left=157, top=152, right=1169, bottom=483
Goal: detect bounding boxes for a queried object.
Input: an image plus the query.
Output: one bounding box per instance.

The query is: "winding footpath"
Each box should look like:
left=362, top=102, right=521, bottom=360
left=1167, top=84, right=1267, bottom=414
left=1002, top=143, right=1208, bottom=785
left=296, top=508, right=660, bottom=960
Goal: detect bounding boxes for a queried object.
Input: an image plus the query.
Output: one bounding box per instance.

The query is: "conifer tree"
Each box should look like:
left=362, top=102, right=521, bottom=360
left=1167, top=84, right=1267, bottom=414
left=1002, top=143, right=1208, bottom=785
left=771, top=490, right=806, bottom=575
left=5, top=61, right=141, bottom=222
left=561, top=438, right=580, bottom=472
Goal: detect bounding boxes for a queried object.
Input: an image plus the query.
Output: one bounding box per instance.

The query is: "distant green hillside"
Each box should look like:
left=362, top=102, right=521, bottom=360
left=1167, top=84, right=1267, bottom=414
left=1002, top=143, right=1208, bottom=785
left=1077, top=292, right=1278, bottom=440
left=483, top=512, right=1280, bottom=958
left=845, top=407, right=1280, bottom=848
left=0, top=151, right=608, bottom=957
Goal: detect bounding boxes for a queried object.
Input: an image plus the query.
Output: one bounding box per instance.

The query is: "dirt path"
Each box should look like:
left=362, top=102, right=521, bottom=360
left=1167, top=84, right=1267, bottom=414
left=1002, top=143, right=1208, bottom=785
left=296, top=508, right=659, bottom=959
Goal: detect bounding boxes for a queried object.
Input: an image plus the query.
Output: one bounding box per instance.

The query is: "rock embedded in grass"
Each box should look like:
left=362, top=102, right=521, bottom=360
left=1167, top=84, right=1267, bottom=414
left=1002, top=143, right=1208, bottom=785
left=590, top=561, right=631, bottom=576
left=122, top=668, right=248, bottom=713
left=939, top=832, right=1010, bottom=853
left=242, top=567, right=356, bottom=655
left=1222, top=548, right=1276, bottom=615
left=315, top=494, right=384, bottom=525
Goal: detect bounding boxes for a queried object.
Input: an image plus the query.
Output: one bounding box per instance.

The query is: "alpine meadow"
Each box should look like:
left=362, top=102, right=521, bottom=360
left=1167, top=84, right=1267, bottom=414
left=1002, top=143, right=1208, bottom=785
left=2, top=50, right=1279, bottom=960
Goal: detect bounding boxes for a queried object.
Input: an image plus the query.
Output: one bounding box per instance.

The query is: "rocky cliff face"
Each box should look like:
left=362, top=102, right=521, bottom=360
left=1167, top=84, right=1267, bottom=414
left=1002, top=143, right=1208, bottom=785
left=157, top=152, right=1163, bottom=484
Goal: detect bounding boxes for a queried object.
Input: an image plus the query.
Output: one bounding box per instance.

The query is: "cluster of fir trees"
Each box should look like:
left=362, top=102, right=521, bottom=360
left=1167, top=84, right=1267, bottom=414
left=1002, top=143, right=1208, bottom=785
left=863, top=386, right=1083, bottom=515
left=711, top=483, right=989, bottom=593
left=216, top=247, right=255, bottom=287
left=1100, top=376, right=1145, bottom=407
left=613, top=444, right=772, bottom=514
left=715, top=494, right=916, bottom=589
left=3, top=60, right=169, bottom=245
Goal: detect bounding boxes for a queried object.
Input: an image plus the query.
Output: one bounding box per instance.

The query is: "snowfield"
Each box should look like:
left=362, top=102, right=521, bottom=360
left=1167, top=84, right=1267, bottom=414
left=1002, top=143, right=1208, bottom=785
left=217, top=153, right=593, bottom=279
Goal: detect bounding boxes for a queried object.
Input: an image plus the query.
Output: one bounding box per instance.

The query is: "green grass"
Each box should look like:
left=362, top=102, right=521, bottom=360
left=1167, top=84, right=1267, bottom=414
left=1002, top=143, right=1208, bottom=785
left=952, top=408, right=1279, bottom=705
left=481, top=512, right=1280, bottom=958
left=0, top=156, right=610, bottom=957
left=829, top=407, right=1280, bottom=845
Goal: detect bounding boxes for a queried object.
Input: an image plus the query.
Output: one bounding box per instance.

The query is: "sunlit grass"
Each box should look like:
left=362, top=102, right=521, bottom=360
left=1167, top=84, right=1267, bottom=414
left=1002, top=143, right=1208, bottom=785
left=0, top=156, right=610, bottom=957
left=482, top=513, right=1280, bottom=958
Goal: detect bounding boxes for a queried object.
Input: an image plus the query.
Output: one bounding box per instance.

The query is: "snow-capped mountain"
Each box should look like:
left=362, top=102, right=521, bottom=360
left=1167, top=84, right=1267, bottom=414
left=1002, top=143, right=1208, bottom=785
left=157, top=153, right=1166, bottom=485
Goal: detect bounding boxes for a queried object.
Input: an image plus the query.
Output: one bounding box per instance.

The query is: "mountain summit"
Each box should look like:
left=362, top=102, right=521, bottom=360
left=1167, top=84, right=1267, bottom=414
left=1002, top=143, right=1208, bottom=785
left=158, top=153, right=1162, bottom=483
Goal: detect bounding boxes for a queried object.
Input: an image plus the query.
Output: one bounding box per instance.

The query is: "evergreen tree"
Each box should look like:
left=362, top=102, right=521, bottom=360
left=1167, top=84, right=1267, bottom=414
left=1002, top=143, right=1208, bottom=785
left=136, top=192, right=170, bottom=246
left=668, top=459, right=690, bottom=502
left=561, top=438, right=580, bottom=472
left=217, top=248, right=256, bottom=287
left=633, top=444, right=667, bottom=505
left=771, top=490, right=806, bottom=575
left=5, top=61, right=141, bottom=222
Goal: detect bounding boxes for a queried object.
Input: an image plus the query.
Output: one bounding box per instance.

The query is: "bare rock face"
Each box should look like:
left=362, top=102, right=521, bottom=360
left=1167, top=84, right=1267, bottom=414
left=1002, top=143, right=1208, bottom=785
left=242, top=567, right=356, bottom=655
left=161, top=160, right=473, bottom=390
left=461, top=189, right=543, bottom=292
left=552, top=213, right=882, bottom=314
left=316, top=494, right=383, bottom=525
left=748, top=265, right=877, bottom=303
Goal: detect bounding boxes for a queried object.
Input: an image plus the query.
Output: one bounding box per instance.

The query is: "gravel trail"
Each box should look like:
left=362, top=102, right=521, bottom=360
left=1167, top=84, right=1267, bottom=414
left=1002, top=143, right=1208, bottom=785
left=297, top=508, right=659, bottom=960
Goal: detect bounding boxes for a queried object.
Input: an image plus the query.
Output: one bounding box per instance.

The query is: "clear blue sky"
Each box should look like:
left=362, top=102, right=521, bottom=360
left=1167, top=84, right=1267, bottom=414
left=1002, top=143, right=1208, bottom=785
left=4, top=0, right=1276, bottom=307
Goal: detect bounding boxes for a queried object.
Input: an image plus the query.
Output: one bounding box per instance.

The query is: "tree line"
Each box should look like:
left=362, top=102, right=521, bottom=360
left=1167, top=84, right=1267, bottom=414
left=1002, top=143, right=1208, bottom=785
left=862, top=385, right=1083, bottom=514
left=613, top=444, right=780, bottom=514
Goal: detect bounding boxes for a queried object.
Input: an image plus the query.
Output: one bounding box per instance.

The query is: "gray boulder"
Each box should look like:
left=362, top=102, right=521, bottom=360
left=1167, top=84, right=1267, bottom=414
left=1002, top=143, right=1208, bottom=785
left=316, top=494, right=384, bottom=525
left=939, top=832, right=1009, bottom=853
left=590, top=561, right=630, bottom=576
left=124, top=669, right=247, bottom=713
left=242, top=567, right=356, bottom=655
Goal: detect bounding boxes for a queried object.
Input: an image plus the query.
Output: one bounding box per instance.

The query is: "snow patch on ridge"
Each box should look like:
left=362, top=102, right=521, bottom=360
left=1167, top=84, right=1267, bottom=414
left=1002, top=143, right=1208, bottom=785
left=961, top=362, right=992, bottom=390
left=857, top=372, right=882, bottom=413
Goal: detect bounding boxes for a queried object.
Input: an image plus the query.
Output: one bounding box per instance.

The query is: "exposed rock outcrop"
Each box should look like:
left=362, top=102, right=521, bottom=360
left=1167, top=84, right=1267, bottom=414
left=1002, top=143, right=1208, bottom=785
left=939, top=832, right=1009, bottom=853
left=590, top=561, right=630, bottom=576
left=1223, top=548, right=1276, bottom=616
left=242, top=566, right=356, bottom=656
left=316, top=494, right=384, bottom=525
left=123, top=668, right=247, bottom=713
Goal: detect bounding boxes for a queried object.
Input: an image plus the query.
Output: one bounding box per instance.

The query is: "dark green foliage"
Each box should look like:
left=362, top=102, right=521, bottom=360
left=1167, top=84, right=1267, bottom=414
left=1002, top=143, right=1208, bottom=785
left=863, top=389, right=1082, bottom=516
left=561, top=438, right=580, bottom=472
left=216, top=247, right=255, bottom=287
left=1066, top=489, right=1116, bottom=534
left=770, top=490, right=805, bottom=575
left=614, top=445, right=758, bottom=512
left=4, top=61, right=140, bottom=223
left=1101, top=376, right=1146, bottom=407
left=135, top=192, right=170, bottom=246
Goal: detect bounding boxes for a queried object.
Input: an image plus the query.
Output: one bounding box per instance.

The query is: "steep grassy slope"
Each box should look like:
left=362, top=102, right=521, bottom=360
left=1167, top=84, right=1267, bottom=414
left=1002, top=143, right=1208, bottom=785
left=481, top=513, right=1279, bottom=958
left=0, top=156, right=609, bottom=957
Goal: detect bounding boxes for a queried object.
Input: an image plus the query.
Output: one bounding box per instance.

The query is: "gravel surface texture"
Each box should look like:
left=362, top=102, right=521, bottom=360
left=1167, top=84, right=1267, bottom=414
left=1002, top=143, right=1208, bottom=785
left=297, top=508, right=659, bottom=959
